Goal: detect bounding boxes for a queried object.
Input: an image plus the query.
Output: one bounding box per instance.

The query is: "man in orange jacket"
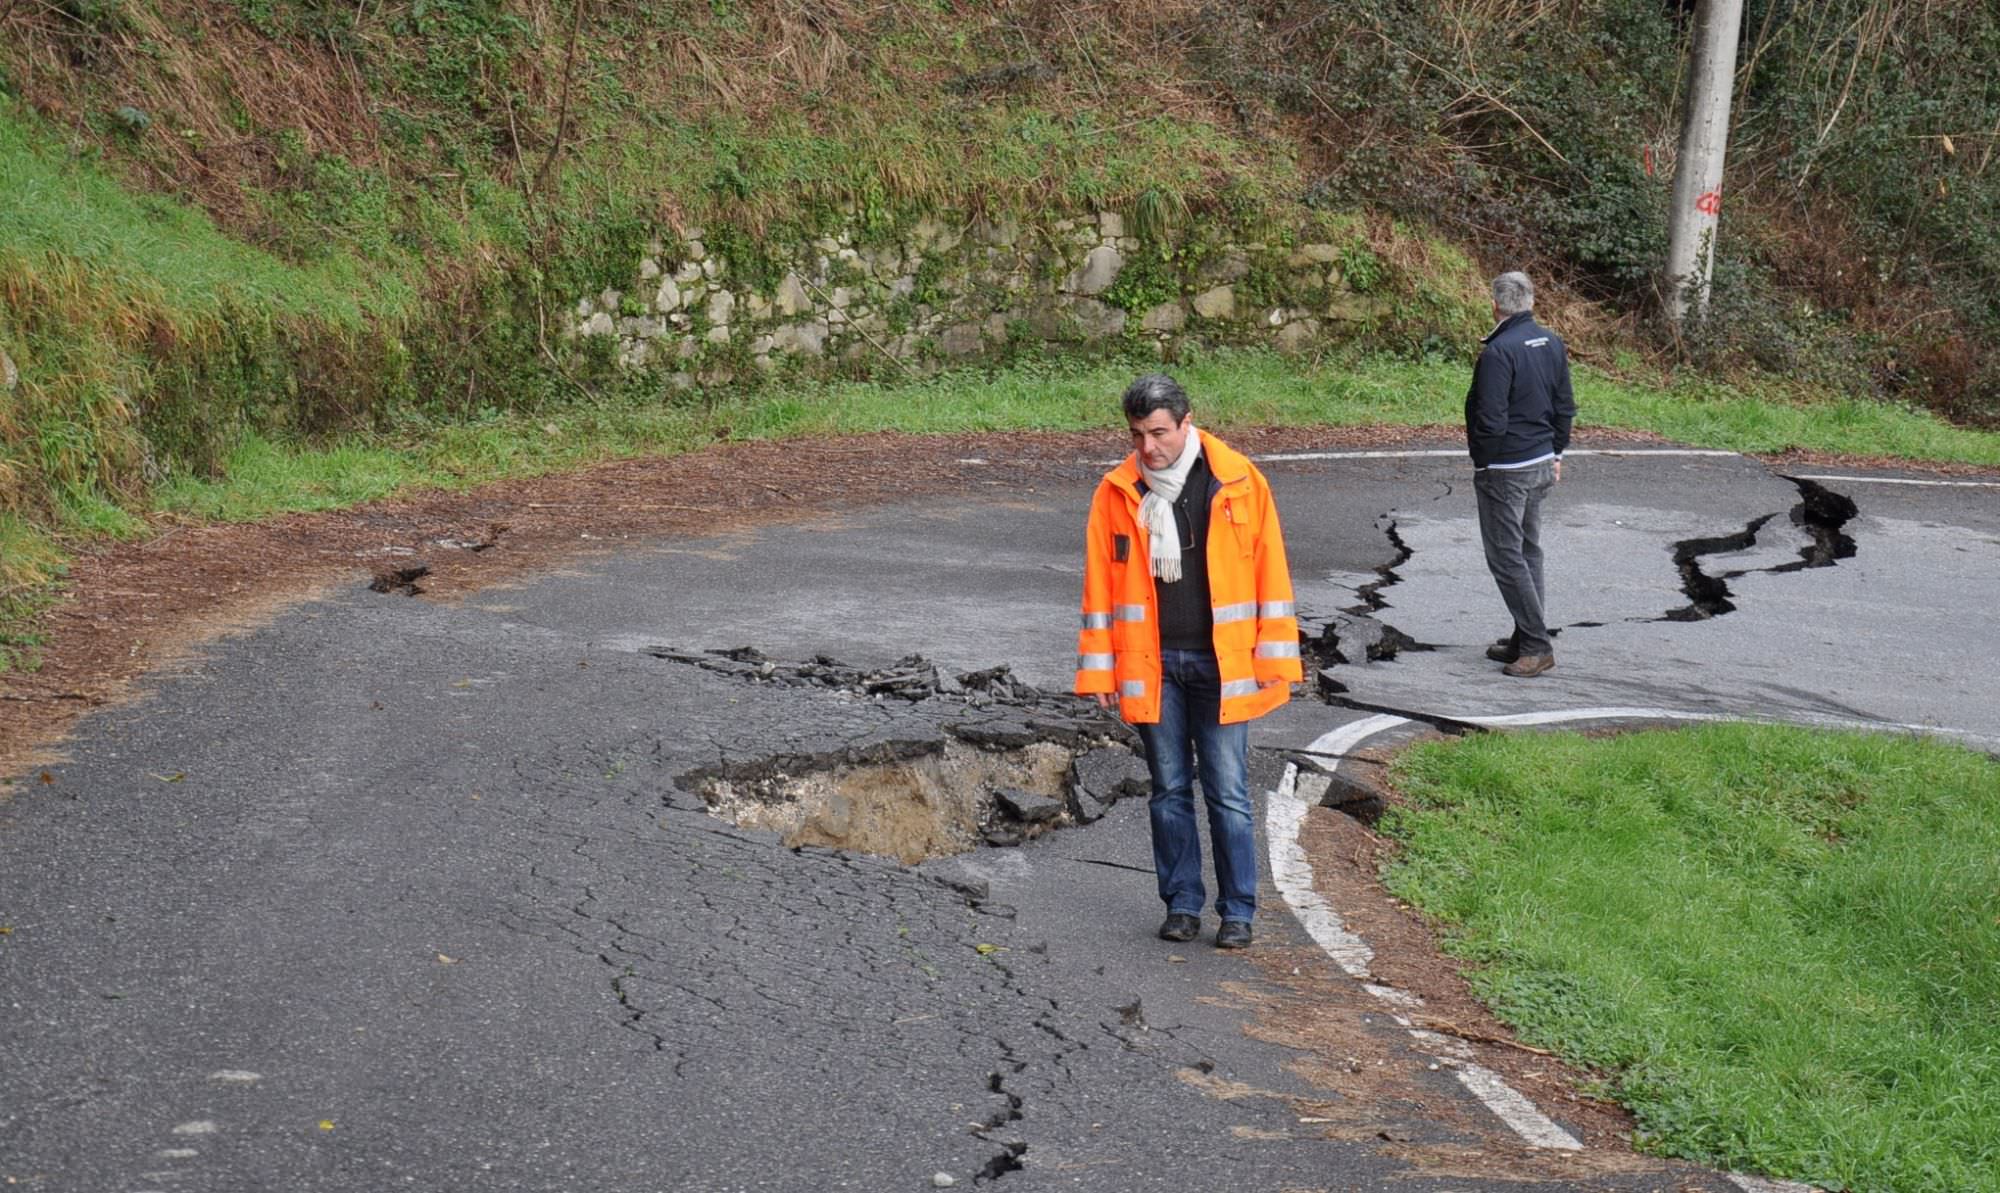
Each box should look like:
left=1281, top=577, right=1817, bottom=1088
left=1075, top=375, right=1303, bottom=949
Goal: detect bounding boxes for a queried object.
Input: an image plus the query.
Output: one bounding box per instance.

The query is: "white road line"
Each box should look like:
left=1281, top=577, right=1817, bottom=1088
left=1453, top=705, right=2000, bottom=750
left=1252, top=449, right=1464, bottom=461
left=963, top=447, right=1750, bottom=467
left=1454, top=1065, right=1590, bottom=1151
left=959, top=448, right=2000, bottom=496
left=1269, top=715, right=1586, bottom=1153
left=1273, top=707, right=1848, bottom=1187
left=1791, top=472, right=2000, bottom=489
left=1268, top=716, right=1403, bottom=975
left=1253, top=448, right=1742, bottom=463
left=1728, top=1175, right=1819, bottom=1193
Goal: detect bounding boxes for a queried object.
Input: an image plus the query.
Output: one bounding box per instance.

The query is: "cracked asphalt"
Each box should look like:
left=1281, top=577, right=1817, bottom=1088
left=3, top=439, right=1996, bottom=1191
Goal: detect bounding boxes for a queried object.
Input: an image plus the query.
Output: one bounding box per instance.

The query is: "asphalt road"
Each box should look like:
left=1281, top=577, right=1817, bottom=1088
left=3, top=439, right=1994, bottom=1192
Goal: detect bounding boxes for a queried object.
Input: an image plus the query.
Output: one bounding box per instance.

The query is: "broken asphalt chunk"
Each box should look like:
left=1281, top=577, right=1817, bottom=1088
left=1069, top=748, right=1150, bottom=808
left=993, top=787, right=1064, bottom=824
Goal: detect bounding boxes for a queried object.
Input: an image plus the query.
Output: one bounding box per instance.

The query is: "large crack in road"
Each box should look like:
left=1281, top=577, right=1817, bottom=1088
left=1305, top=518, right=1439, bottom=697
left=1311, top=473, right=1864, bottom=685
left=1664, top=476, right=1860, bottom=620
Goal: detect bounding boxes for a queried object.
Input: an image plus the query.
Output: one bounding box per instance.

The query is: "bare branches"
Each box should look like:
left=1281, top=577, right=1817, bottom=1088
left=533, top=0, right=589, bottom=197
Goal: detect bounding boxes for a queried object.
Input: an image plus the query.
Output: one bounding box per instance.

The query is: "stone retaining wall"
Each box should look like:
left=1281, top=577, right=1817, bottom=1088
left=567, top=210, right=1402, bottom=385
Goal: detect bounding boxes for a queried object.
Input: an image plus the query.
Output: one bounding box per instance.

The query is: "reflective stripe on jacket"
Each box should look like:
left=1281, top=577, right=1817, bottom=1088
left=1074, top=430, right=1303, bottom=725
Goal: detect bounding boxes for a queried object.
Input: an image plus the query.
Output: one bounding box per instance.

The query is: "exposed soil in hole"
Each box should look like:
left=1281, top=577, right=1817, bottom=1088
left=368, top=564, right=430, bottom=596
left=660, top=646, right=1152, bottom=859
left=695, top=738, right=1079, bottom=864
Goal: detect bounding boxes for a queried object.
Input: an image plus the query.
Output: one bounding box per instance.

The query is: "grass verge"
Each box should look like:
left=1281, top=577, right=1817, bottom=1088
left=141, top=346, right=2000, bottom=522
left=1383, top=722, right=2000, bottom=1191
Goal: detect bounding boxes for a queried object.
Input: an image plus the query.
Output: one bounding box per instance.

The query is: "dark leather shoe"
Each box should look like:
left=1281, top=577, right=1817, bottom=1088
left=1485, top=640, right=1520, bottom=663
left=1158, top=913, right=1200, bottom=942
left=1215, top=919, right=1253, bottom=950
left=1502, top=653, right=1555, bottom=678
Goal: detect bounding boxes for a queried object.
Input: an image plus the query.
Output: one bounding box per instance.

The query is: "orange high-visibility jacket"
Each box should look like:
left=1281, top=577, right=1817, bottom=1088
left=1074, top=430, right=1303, bottom=724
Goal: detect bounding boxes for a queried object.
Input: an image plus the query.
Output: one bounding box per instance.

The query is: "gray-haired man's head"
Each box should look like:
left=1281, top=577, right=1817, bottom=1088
left=1491, top=271, right=1535, bottom=316
left=1123, top=374, right=1194, bottom=471
left=1121, top=373, right=1191, bottom=424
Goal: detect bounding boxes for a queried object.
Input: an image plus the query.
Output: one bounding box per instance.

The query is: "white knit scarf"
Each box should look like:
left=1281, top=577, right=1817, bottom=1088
left=1137, top=426, right=1202, bottom=582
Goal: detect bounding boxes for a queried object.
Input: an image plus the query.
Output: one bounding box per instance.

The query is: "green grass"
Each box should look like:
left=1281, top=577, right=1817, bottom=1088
left=153, top=402, right=710, bottom=522
left=1345, top=357, right=2000, bottom=466
left=0, top=111, right=407, bottom=325
left=0, top=512, right=67, bottom=671
left=1383, top=723, right=2000, bottom=1191
left=722, top=350, right=2000, bottom=466
left=144, top=347, right=2000, bottom=524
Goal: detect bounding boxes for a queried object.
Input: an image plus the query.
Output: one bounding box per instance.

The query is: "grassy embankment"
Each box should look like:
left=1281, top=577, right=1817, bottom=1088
left=0, top=108, right=412, bottom=664
left=0, top=0, right=1301, bottom=663
left=1386, top=724, right=2000, bottom=1192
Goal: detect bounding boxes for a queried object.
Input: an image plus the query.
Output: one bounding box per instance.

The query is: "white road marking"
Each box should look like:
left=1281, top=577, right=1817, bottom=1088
left=1253, top=448, right=1742, bottom=463
left=1791, top=473, right=2000, bottom=489
left=983, top=447, right=1753, bottom=467
left=1453, top=706, right=1999, bottom=750
left=207, top=1069, right=262, bottom=1084
left=171, top=1120, right=218, bottom=1135
left=1269, top=717, right=1586, bottom=1152
left=1453, top=1064, right=1589, bottom=1151
left=1266, top=715, right=1403, bottom=974
left=1273, top=707, right=1851, bottom=1188
left=1727, top=1176, right=1818, bottom=1193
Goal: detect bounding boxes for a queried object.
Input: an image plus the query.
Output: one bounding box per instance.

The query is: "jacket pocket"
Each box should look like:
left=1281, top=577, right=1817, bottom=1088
left=1220, top=496, right=1253, bottom=557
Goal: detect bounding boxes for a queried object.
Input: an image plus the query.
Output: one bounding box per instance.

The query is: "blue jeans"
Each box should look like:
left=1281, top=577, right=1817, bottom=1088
left=1137, top=649, right=1257, bottom=923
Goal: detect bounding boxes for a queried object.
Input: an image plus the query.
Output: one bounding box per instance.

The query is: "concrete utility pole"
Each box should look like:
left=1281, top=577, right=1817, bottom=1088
left=1665, top=0, right=1746, bottom=324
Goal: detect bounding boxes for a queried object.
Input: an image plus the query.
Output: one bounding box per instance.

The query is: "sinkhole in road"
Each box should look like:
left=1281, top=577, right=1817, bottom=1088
left=696, top=738, right=1083, bottom=864
left=657, top=646, right=1151, bottom=863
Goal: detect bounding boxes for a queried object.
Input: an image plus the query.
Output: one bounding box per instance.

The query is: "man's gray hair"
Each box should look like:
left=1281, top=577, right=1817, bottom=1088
left=1122, top=373, right=1191, bottom=423
left=1491, top=271, right=1535, bottom=315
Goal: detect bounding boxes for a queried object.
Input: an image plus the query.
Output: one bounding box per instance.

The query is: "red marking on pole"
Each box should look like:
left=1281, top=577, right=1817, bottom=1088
left=1696, top=189, right=1722, bottom=216
left=1643, top=145, right=1654, bottom=177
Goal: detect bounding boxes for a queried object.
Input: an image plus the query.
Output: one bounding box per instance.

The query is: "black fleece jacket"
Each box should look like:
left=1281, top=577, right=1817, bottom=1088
left=1464, top=311, right=1576, bottom=468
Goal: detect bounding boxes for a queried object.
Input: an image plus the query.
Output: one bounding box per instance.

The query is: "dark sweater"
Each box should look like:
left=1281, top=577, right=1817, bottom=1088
left=1151, top=454, right=1215, bottom=652
left=1464, top=311, right=1577, bottom=468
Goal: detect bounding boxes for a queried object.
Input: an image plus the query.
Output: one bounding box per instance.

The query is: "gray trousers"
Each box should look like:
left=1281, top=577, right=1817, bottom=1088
left=1474, top=461, right=1557, bottom=655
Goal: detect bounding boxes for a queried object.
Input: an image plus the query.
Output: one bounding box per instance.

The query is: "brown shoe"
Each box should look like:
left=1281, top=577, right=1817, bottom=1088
left=1502, top=653, right=1555, bottom=678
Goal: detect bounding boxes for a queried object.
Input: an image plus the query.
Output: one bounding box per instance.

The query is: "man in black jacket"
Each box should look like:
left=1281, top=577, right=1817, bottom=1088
left=1465, top=271, right=1575, bottom=678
